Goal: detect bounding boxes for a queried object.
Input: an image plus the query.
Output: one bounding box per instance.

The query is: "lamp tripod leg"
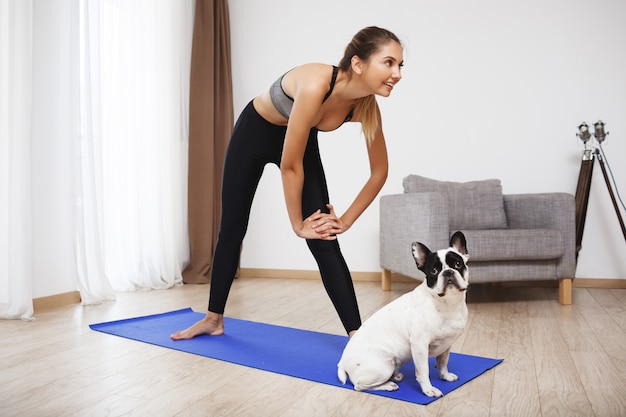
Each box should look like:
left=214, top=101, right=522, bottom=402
left=597, top=156, right=626, bottom=241
left=574, top=158, right=594, bottom=261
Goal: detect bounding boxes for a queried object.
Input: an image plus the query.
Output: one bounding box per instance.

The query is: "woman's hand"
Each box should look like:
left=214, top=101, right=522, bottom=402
left=298, top=204, right=347, bottom=240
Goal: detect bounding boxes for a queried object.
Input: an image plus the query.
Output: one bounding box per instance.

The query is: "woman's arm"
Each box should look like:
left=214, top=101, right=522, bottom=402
left=309, top=103, right=388, bottom=237
left=280, top=79, right=328, bottom=240
left=341, top=123, right=388, bottom=230
left=280, top=67, right=388, bottom=240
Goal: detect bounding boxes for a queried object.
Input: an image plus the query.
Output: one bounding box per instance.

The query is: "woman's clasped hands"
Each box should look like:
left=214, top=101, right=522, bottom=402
left=300, top=204, right=347, bottom=240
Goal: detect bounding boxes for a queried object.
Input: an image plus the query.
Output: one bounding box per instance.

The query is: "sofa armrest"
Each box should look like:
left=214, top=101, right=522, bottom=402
left=380, top=193, right=450, bottom=279
left=504, top=193, right=576, bottom=278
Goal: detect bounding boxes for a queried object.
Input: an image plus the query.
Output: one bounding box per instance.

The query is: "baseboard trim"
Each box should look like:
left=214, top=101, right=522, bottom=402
left=573, top=278, right=626, bottom=289
left=240, top=268, right=383, bottom=282
left=240, top=268, right=626, bottom=289
left=33, top=291, right=81, bottom=312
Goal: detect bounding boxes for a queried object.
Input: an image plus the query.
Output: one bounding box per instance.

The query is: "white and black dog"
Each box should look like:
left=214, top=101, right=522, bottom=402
left=337, top=231, right=469, bottom=397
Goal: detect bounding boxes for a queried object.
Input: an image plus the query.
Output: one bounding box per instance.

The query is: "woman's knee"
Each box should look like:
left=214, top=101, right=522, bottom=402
left=305, top=238, right=341, bottom=254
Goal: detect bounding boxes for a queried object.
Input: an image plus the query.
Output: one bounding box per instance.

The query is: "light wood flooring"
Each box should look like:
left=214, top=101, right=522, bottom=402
left=2, top=277, right=626, bottom=417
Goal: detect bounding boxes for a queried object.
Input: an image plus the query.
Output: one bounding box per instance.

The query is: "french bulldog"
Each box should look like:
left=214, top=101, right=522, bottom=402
left=337, top=231, right=469, bottom=397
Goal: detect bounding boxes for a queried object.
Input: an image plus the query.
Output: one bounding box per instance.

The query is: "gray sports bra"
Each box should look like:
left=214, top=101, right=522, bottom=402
left=269, top=66, right=353, bottom=124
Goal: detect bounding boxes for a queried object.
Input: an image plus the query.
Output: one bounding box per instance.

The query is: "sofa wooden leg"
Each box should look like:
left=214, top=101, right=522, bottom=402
left=382, top=269, right=391, bottom=291
left=559, top=278, right=573, bottom=305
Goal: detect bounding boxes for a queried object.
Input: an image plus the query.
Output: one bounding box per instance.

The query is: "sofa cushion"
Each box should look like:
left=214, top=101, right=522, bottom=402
left=403, top=175, right=508, bottom=230
left=459, top=229, right=565, bottom=261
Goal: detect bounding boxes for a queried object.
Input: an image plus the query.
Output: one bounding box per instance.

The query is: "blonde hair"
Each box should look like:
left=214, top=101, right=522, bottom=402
left=338, top=26, right=401, bottom=145
left=353, top=95, right=379, bottom=145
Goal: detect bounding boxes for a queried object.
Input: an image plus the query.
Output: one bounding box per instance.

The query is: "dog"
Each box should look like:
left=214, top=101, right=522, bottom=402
left=337, top=231, right=469, bottom=397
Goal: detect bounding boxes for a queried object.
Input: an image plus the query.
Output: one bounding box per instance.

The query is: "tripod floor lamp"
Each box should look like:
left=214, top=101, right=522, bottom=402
left=574, top=121, right=626, bottom=261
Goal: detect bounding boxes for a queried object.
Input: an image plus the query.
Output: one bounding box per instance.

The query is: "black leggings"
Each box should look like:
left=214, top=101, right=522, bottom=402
left=207, top=100, right=362, bottom=334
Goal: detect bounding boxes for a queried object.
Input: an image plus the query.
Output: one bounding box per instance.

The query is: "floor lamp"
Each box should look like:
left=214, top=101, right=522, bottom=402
left=574, top=121, right=626, bottom=260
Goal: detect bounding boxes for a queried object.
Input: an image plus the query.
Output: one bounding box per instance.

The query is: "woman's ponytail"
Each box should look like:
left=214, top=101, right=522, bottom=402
left=353, top=94, right=379, bottom=146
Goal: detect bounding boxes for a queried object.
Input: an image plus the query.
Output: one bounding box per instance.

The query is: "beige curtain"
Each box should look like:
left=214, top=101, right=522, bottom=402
left=182, top=0, right=233, bottom=284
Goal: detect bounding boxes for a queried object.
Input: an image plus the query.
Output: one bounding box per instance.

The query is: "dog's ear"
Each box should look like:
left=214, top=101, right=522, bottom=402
left=411, top=242, right=431, bottom=270
left=450, top=231, right=468, bottom=255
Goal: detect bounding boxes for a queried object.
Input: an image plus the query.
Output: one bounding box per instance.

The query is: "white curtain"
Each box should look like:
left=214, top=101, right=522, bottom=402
left=76, top=0, right=193, bottom=301
left=0, top=0, right=34, bottom=320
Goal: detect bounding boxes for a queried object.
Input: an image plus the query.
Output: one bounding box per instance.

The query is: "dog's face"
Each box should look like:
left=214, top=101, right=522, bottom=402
left=411, top=231, right=469, bottom=297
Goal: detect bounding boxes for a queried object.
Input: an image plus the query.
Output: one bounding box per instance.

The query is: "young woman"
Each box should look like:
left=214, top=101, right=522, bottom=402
left=171, top=26, right=403, bottom=340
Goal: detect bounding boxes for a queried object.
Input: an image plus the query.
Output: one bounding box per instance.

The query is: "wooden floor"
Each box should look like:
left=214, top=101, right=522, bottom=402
left=2, top=277, right=626, bottom=417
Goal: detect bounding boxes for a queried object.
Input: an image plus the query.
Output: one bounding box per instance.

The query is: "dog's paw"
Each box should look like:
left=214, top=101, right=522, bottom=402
left=378, top=381, right=400, bottom=391
left=392, top=372, right=404, bottom=382
left=421, top=385, right=443, bottom=398
left=355, top=381, right=399, bottom=392
left=440, top=371, right=458, bottom=382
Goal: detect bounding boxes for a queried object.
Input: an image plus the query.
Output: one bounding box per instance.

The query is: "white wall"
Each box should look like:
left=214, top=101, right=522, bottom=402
left=229, top=0, right=626, bottom=279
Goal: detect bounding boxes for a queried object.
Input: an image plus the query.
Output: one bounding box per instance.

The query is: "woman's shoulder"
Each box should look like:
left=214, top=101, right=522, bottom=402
left=282, top=63, right=335, bottom=94
left=288, top=62, right=334, bottom=75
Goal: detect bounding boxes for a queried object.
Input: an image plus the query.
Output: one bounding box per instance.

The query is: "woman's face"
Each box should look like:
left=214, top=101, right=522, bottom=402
left=360, top=41, right=404, bottom=97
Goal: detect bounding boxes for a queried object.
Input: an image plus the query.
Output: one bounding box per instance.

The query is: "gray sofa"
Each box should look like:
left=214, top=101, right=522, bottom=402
left=379, top=175, right=576, bottom=304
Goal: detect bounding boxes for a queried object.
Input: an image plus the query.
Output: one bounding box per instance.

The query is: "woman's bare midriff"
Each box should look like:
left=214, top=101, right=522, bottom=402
left=253, top=94, right=289, bottom=126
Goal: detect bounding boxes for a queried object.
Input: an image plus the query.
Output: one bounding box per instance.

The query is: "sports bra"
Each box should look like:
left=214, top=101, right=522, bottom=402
left=269, top=66, right=353, bottom=124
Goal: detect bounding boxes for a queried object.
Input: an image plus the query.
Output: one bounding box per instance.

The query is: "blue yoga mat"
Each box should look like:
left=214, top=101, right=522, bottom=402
left=90, top=308, right=502, bottom=405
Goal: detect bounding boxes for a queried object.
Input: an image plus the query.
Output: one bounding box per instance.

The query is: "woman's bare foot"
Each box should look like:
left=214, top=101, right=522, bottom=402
left=348, top=330, right=357, bottom=339
left=170, top=312, right=224, bottom=340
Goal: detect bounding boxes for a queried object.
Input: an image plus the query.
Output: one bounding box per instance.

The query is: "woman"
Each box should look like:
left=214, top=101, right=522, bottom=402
left=171, top=26, right=403, bottom=340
